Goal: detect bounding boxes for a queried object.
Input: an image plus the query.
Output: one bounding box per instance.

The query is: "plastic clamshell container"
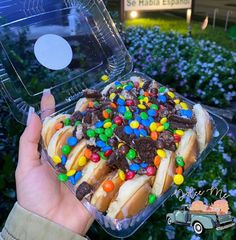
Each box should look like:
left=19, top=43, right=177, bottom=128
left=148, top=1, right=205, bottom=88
left=0, top=1, right=229, bottom=238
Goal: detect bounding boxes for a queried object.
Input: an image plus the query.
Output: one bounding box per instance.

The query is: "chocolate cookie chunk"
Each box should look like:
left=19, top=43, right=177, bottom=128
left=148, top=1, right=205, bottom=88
left=142, top=80, right=152, bottom=91
left=76, top=182, right=93, bottom=200
left=83, top=111, right=93, bottom=124
left=159, top=131, right=176, bottom=151
left=114, top=126, right=136, bottom=146
left=55, top=163, right=67, bottom=174
left=133, top=137, right=157, bottom=164
left=107, top=150, right=129, bottom=171
left=83, top=89, right=102, bottom=99
left=169, top=114, right=196, bottom=130
left=70, top=111, right=83, bottom=125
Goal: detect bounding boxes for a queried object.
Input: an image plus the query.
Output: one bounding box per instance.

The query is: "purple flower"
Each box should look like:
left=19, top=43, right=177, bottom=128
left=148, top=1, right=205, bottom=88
left=229, top=189, right=236, bottom=197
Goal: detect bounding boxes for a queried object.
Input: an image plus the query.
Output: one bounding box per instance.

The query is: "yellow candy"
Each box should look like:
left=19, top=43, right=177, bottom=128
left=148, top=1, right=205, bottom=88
left=101, top=75, right=109, bottom=82
left=143, top=97, right=149, bottom=103
left=180, top=102, right=188, bottom=110
left=138, top=104, right=146, bottom=110
left=52, top=156, right=61, bottom=164
left=156, top=149, right=166, bottom=158
left=109, top=93, right=116, bottom=101
left=167, top=91, right=175, bottom=99
left=150, top=122, right=158, bottom=132
left=118, top=169, right=125, bottom=181
left=104, top=122, right=112, bottom=129
left=120, top=95, right=125, bottom=100
left=175, top=143, right=179, bottom=148
left=78, top=156, right=87, bottom=167
left=160, top=117, right=167, bottom=124
left=175, top=130, right=184, bottom=136
left=67, top=169, right=76, bottom=177
left=118, top=143, right=124, bottom=148
left=130, top=120, right=139, bottom=129
left=174, top=99, right=180, bottom=104
left=156, top=125, right=164, bottom=132
left=139, top=82, right=144, bottom=88
left=173, top=174, right=184, bottom=185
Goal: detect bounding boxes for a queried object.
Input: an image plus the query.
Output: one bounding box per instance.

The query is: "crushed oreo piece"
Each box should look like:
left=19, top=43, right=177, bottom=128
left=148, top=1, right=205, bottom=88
left=70, top=111, right=83, bottom=125
left=83, top=89, right=102, bottom=99
left=82, top=125, right=89, bottom=139
left=142, top=80, right=151, bottom=91
left=159, top=131, right=176, bottom=151
left=114, top=126, right=136, bottom=146
left=133, top=138, right=157, bottom=164
left=169, top=114, right=196, bottom=130
left=107, top=150, right=129, bottom=171
left=76, top=182, right=93, bottom=200
left=55, top=163, right=67, bottom=174
left=108, top=137, right=118, bottom=148
left=83, top=111, right=93, bottom=124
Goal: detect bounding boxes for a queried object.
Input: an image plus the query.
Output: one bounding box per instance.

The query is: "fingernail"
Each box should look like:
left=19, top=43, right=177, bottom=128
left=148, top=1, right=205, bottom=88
left=27, top=107, right=35, bottom=126
left=43, top=88, right=51, bottom=96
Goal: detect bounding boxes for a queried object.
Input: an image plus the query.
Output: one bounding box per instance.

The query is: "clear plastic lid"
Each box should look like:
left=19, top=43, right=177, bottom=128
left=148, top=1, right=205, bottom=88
left=0, top=0, right=132, bottom=124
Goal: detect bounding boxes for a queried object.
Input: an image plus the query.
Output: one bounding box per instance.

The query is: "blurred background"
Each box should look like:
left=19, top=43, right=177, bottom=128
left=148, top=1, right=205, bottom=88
left=0, top=0, right=236, bottom=239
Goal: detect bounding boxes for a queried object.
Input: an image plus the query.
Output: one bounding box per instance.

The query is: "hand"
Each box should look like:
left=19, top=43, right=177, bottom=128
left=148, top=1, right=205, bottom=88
left=15, top=90, right=93, bottom=235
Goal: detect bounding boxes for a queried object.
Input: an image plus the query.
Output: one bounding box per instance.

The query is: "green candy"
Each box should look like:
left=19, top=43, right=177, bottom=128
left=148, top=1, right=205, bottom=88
left=126, top=149, right=136, bottom=160
left=140, top=112, right=148, bottom=120
left=75, top=121, right=81, bottom=126
left=150, top=104, right=159, bottom=110
left=104, top=118, right=112, bottom=124
left=94, top=101, right=99, bottom=106
left=58, top=173, right=68, bottom=182
left=64, top=118, right=70, bottom=126
left=95, top=128, right=104, bottom=134
left=148, top=194, right=157, bottom=205
left=86, top=129, right=96, bottom=138
left=176, top=156, right=185, bottom=167
left=61, top=145, right=71, bottom=155
left=99, top=134, right=108, bottom=142
left=159, top=86, right=166, bottom=93
left=138, top=95, right=145, bottom=100
left=163, top=122, right=170, bottom=130
left=124, top=111, right=132, bottom=120
left=111, top=124, right=118, bottom=130
left=106, top=108, right=112, bottom=114
left=105, top=128, right=113, bottom=138
left=99, top=151, right=107, bottom=160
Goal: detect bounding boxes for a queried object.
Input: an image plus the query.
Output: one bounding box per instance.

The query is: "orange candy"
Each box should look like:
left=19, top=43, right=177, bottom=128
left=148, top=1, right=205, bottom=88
left=102, top=180, right=115, bottom=192
left=84, top=148, right=92, bottom=159
left=88, top=101, right=94, bottom=108
left=156, top=122, right=162, bottom=127
left=102, top=110, right=109, bottom=119
left=154, top=156, right=161, bottom=167
left=176, top=166, right=183, bottom=175
left=55, top=122, right=63, bottom=131
left=143, top=91, right=149, bottom=97
left=110, top=102, right=117, bottom=109
left=150, top=131, right=158, bottom=141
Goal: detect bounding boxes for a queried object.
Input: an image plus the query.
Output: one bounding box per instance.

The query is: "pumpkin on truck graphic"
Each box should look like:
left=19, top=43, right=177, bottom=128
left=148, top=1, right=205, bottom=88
left=166, top=199, right=235, bottom=235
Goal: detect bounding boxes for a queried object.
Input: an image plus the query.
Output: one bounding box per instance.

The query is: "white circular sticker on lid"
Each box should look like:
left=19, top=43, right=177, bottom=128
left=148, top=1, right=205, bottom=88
left=34, top=34, right=73, bottom=70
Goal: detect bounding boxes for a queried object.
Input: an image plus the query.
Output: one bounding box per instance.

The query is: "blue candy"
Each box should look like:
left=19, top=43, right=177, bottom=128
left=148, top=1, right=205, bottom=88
left=135, top=116, right=142, bottom=122
left=140, top=162, right=148, bottom=168
left=61, top=155, right=67, bottom=165
left=125, top=85, right=133, bottom=91
left=117, top=98, right=125, bottom=106
left=142, top=119, right=151, bottom=127
left=148, top=109, right=157, bottom=117
left=95, top=121, right=104, bottom=128
left=115, top=81, right=122, bottom=86
left=74, top=171, right=82, bottom=182
left=134, top=129, right=140, bottom=138
left=124, top=126, right=133, bottom=135
left=148, top=116, right=154, bottom=122
left=129, top=163, right=140, bottom=171
left=118, top=106, right=126, bottom=115
left=81, top=111, right=87, bottom=116
left=134, top=108, right=139, bottom=114
left=67, top=136, right=78, bottom=147
left=69, top=176, right=76, bottom=185
left=96, top=140, right=106, bottom=148
left=180, top=109, right=192, bottom=118
left=139, top=129, right=148, bottom=137
left=158, top=95, right=167, bottom=103
left=102, top=146, right=112, bottom=152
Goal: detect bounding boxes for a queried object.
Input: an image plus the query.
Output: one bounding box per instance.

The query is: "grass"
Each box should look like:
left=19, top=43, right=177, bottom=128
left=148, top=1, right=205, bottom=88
left=125, top=15, right=236, bottom=52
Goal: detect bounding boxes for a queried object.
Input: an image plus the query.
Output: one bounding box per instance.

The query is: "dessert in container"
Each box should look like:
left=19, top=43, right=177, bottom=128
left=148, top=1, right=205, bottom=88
left=0, top=0, right=229, bottom=238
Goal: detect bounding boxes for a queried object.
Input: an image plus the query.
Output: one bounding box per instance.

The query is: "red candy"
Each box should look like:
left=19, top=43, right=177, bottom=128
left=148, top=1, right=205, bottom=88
left=134, top=82, right=139, bottom=88
left=90, top=153, right=100, bottom=162
left=146, top=166, right=156, bottom=176
left=125, top=171, right=135, bottom=180
left=104, top=149, right=113, bottom=157
left=126, top=99, right=135, bottom=106
left=174, top=134, right=181, bottom=142
left=114, top=116, right=123, bottom=126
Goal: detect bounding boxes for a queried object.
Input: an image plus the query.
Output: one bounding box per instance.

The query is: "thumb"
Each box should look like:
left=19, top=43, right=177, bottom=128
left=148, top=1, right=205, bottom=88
left=18, top=109, right=42, bottom=170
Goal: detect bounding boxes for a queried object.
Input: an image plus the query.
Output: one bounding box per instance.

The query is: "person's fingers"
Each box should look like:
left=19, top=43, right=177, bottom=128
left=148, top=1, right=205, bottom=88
left=41, top=89, right=55, bottom=120
left=18, top=111, right=42, bottom=170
